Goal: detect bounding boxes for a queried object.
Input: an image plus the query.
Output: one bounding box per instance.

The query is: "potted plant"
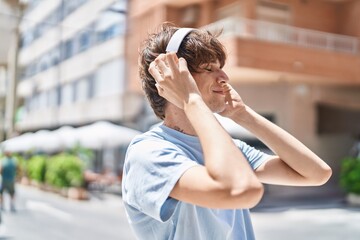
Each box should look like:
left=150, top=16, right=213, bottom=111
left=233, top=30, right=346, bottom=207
left=339, top=156, right=360, bottom=205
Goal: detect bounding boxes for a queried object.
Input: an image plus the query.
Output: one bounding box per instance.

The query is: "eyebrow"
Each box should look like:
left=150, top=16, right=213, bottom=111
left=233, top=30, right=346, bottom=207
left=208, top=62, right=221, bottom=69
left=201, top=61, right=220, bottom=67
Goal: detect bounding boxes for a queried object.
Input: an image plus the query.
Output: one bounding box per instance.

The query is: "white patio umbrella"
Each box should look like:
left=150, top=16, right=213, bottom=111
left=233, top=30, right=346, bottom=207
left=52, top=125, right=80, bottom=150
left=75, top=121, right=141, bottom=149
left=31, top=129, right=62, bottom=153
left=2, top=132, right=35, bottom=152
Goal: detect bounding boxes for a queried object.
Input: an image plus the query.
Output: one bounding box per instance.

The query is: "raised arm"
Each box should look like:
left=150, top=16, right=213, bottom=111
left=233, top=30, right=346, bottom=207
left=220, top=85, right=332, bottom=186
left=148, top=53, right=263, bottom=208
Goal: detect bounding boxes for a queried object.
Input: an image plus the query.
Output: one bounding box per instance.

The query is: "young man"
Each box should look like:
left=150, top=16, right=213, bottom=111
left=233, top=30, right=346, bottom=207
left=122, top=24, right=332, bottom=240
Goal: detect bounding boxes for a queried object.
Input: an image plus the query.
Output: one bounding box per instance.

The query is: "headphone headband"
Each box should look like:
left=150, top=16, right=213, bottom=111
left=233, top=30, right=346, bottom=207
left=166, top=28, right=194, bottom=53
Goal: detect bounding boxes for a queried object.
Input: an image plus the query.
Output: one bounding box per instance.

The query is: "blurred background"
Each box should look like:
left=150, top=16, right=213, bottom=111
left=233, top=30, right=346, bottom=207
left=0, top=0, right=360, bottom=239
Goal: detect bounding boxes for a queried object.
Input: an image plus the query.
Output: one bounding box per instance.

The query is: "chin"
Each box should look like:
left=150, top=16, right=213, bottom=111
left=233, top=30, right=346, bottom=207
left=205, top=98, right=226, bottom=113
left=210, top=104, right=226, bottom=113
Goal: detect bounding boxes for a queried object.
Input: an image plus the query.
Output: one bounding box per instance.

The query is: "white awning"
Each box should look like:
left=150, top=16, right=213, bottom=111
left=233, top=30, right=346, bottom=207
left=1, top=121, right=142, bottom=153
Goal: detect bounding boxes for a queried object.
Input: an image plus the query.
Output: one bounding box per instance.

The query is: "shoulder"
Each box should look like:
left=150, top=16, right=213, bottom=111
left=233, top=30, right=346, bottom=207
left=124, top=128, right=198, bottom=173
left=127, top=126, right=184, bottom=155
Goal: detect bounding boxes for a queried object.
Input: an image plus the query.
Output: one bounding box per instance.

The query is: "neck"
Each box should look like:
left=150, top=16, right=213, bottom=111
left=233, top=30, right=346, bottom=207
left=163, top=104, right=197, bottom=136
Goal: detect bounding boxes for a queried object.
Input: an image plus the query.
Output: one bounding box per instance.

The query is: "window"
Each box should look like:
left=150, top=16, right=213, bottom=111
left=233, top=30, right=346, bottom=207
left=47, top=88, right=59, bottom=107
left=88, top=74, right=95, bottom=99
left=27, top=63, right=36, bottom=78
left=24, top=97, right=31, bottom=112
left=317, top=104, right=360, bottom=134
left=48, top=7, right=62, bottom=25
left=50, top=47, right=61, bottom=67
left=75, top=77, right=90, bottom=102
left=56, top=86, right=62, bottom=105
left=61, top=84, right=74, bottom=105
left=36, top=22, right=47, bottom=38
left=38, top=92, right=47, bottom=109
left=216, top=2, right=243, bottom=20
left=29, top=94, right=39, bottom=111
left=19, top=66, right=26, bottom=80
left=97, top=24, right=125, bottom=43
left=78, top=30, right=91, bottom=52
left=181, top=4, right=200, bottom=27
left=20, top=30, right=34, bottom=48
left=94, top=59, right=125, bottom=98
left=95, top=3, right=126, bottom=43
left=63, top=0, right=77, bottom=16
left=21, top=0, right=87, bottom=47
left=39, top=55, right=50, bottom=72
left=63, top=39, right=74, bottom=60
left=256, top=0, right=290, bottom=24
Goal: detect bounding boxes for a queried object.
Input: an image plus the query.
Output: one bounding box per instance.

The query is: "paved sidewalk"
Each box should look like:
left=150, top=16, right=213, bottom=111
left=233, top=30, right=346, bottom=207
left=251, top=197, right=360, bottom=240
left=66, top=188, right=360, bottom=240
left=12, top=184, right=360, bottom=240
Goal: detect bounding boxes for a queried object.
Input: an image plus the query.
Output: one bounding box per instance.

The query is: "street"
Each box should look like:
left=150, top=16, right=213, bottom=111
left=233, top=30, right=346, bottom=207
left=252, top=202, right=360, bottom=240
left=1, top=184, right=360, bottom=240
left=0, top=184, right=136, bottom=240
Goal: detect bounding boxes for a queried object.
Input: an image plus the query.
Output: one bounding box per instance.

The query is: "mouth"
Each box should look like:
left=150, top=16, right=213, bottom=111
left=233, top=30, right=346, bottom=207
left=212, top=90, right=226, bottom=95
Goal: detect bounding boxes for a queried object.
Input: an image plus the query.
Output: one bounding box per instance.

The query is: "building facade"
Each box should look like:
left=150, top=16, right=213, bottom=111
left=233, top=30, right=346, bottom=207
left=16, top=0, right=131, bottom=132
left=126, top=0, right=360, bottom=199
left=9, top=0, right=360, bottom=199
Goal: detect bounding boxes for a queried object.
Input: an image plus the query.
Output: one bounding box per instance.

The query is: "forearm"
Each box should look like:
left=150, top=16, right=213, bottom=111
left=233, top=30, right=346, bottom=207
left=233, top=106, right=332, bottom=184
left=184, top=96, right=262, bottom=192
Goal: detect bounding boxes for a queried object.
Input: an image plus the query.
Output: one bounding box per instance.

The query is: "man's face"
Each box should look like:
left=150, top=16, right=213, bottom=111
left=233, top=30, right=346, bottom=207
left=192, top=60, right=229, bottom=113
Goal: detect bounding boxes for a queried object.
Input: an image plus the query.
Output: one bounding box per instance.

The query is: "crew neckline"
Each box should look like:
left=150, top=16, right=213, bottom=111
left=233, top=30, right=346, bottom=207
left=158, top=124, right=200, bottom=144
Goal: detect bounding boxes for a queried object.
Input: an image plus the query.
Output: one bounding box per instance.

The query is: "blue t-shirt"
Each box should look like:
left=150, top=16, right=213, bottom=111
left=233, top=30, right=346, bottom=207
left=122, top=125, right=272, bottom=240
left=1, top=157, right=17, bottom=182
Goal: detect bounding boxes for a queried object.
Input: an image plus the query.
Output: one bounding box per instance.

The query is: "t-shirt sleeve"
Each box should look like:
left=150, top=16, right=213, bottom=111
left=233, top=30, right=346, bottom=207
left=122, top=139, right=198, bottom=222
left=234, top=139, right=273, bottom=170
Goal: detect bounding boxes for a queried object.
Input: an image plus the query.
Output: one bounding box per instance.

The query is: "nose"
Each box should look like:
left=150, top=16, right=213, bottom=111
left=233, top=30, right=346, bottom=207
left=216, top=69, right=229, bottom=84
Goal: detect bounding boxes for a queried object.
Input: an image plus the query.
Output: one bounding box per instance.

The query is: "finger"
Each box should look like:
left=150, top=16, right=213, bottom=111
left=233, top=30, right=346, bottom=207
left=219, top=81, right=231, bottom=101
left=154, top=53, right=167, bottom=68
left=148, top=62, right=163, bottom=81
left=225, top=91, right=232, bottom=104
left=167, top=53, right=179, bottom=73
left=155, top=83, right=164, bottom=96
left=156, top=53, right=166, bottom=61
left=218, top=79, right=231, bottom=92
left=156, top=59, right=168, bottom=72
left=178, top=57, right=188, bottom=72
left=222, top=83, right=232, bottom=93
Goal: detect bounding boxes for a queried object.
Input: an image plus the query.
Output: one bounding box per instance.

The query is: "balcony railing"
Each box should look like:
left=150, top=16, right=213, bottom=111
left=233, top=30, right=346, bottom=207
left=205, top=17, right=359, bottom=55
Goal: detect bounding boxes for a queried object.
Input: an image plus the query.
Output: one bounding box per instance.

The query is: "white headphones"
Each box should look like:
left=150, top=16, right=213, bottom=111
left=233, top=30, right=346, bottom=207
left=166, top=28, right=194, bottom=53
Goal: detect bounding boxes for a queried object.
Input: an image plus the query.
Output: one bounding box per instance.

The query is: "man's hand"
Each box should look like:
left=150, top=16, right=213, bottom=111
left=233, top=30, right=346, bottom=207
left=219, top=83, right=247, bottom=119
left=148, top=53, right=201, bottom=110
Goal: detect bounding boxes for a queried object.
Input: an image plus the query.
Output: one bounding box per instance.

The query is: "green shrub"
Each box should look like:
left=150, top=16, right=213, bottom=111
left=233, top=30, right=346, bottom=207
left=27, top=155, right=47, bottom=183
left=340, top=157, right=360, bottom=195
left=67, top=144, right=94, bottom=169
left=45, top=153, right=84, bottom=188
left=13, top=154, right=27, bottom=179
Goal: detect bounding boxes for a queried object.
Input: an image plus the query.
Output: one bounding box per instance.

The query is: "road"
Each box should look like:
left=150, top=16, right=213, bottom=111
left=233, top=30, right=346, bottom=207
left=252, top=198, right=360, bottom=240
left=1, top=184, right=360, bottom=240
left=0, top=184, right=136, bottom=240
